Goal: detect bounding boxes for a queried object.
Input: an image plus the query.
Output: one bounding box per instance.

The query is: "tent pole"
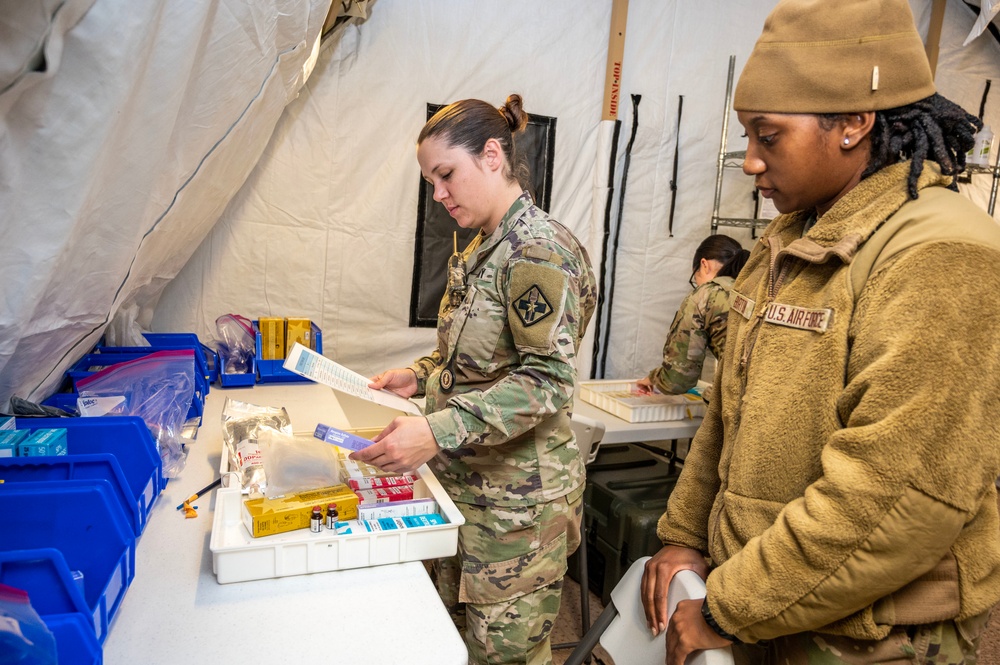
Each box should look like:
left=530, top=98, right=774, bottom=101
left=925, top=0, right=946, bottom=78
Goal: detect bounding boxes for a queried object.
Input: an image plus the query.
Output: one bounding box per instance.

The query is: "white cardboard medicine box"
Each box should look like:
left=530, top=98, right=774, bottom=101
left=579, top=380, right=706, bottom=423
left=210, top=439, right=464, bottom=584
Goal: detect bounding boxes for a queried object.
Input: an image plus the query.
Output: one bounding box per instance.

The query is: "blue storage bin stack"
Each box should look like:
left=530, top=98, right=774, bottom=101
left=0, top=455, right=142, bottom=538
left=99, top=332, right=219, bottom=389
left=10, top=417, right=165, bottom=532
left=0, top=415, right=165, bottom=661
left=0, top=549, right=102, bottom=665
left=0, top=480, right=136, bottom=645
left=254, top=320, right=323, bottom=383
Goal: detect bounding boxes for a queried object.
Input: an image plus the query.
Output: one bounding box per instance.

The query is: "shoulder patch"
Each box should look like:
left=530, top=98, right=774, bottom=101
left=508, top=260, right=567, bottom=352
left=523, top=245, right=559, bottom=263
left=514, top=285, right=553, bottom=327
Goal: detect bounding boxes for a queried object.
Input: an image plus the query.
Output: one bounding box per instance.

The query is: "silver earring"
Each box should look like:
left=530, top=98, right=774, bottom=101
left=843, top=138, right=850, bottom=145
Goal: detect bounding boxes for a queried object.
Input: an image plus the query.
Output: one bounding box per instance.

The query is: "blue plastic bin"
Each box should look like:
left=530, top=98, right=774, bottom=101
left=218, top=351, right=257, bottom=388
left=14, top=416, right=165, bottom=523
left=0, top=481, right=136, bottom=644
left=38, top=392, right=80, bottom=416
left=0, top=455, right=143, bottom=537
left=0, top=548, right=103, bottom=663
left=254, top=320, right=323, bottom=383
left=98, top=331, right=218, bottom=390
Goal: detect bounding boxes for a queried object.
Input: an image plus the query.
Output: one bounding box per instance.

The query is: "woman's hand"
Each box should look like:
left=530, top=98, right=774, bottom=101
left=349, top=416, right=440, bottom=474
left=635, top=377, right=655, bottom=395
left=640, top=545, right=709, bottom=636
left=666, top=598, right=733, bottom=665
left=369, top=368, right=419, bottom=398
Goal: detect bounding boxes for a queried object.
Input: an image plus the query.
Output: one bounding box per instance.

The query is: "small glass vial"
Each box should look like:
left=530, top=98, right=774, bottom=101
left=310, top=505, right=323, bottom=533
left=326, top=503, right=339, bottom=530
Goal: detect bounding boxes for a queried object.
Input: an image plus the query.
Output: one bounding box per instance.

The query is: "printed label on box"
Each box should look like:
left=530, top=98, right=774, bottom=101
left=355, top=485, right=414, bottom=505
left=78, top=395, right=126, bottom=416
left=347, top=474, right=416, bottom=491
left=314, top=423, right=373, bottom=452
left=403, top=513, right=446, bottom=528
left=358, top=498, right=438, bottom=521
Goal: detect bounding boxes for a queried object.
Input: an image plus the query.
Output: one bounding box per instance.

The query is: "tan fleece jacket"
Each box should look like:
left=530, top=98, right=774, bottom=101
left=657, top=162, right=1000, bottom=643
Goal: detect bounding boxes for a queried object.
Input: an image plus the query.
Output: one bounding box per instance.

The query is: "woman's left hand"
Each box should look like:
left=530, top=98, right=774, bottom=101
left=666, top=599, right=733, bottom=665
left=349, top=416, right=440, bottom=474
left=635, top=377, right=654, bottom=395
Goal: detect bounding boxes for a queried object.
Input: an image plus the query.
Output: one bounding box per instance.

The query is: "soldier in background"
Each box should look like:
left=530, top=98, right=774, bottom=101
left=635, top=235, right=748, bottom=397
left=352, top=94, right=597, bottom=665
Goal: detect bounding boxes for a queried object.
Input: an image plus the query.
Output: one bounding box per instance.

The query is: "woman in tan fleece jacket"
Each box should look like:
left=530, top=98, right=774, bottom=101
left=640, top=1, right=1000, bottom=664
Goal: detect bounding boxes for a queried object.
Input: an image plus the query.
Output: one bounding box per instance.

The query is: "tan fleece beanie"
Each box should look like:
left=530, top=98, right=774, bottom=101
left=734, top=0, right=936, bottom=113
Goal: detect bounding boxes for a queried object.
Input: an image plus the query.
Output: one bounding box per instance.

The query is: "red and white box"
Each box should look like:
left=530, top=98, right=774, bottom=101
left=347, top=474, right=417, bottom=491
left=355, top=485, right=414, bottom=505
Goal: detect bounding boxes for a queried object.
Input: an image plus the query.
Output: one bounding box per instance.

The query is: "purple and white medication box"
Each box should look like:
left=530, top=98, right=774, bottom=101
left=313, top=423, right=373, bottom=452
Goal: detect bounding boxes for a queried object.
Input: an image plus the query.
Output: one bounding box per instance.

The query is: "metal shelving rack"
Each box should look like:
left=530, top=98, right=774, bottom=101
left=961, top=162, right=999, bottom=216
left=710, top=57, right=1000, bottom=230
left=710, top=55, right=770, bottom=234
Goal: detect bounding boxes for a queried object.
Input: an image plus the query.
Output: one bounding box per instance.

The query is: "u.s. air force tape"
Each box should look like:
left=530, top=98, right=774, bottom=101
left=508, top=259, right=566, bottom=351
left=763, top=302, right=832, bottom=332
left=731, top=290, right=831, bottom=333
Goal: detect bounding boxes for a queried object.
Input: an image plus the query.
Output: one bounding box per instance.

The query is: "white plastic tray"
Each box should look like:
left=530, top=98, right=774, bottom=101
left=210, top=454, right=464, bottom=584
left=579, top=380, right=706, bottom=423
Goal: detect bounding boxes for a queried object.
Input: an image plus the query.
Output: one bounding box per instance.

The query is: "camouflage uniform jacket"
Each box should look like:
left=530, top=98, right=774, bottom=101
left=409, top=193, right=597, bottom=507
left=646, top=276, right=734, bottom=394
left=657, top=163, right=1000, bottom=643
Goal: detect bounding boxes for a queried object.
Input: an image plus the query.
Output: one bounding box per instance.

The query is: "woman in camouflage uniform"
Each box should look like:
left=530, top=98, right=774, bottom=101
left=636, top=235, right=748, bottom=396
left=352, top=94, right=597, bottom=665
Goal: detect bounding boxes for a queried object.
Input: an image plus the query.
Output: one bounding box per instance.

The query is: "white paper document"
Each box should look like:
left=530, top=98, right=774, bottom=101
left=283, top=343, right=421, bottom=416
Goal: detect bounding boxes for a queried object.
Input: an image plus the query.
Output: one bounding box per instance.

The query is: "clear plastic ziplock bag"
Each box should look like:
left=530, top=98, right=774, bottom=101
left=221, top=398, right=292, bottom=496
left=0, top=583, right=57, bottom=665
left=75, top=349, right=195, bottom=478
left=214, top=313, right=255, bottom=374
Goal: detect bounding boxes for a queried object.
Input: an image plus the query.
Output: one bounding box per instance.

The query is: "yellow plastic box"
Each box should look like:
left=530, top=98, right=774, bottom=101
left=242, top=484, right=359, bottom=538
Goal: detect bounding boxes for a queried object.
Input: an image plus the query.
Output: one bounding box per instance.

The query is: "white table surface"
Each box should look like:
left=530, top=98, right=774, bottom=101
left=573, top=397, right=703, bottom=445
left=103, top=382, right=468, bottom=665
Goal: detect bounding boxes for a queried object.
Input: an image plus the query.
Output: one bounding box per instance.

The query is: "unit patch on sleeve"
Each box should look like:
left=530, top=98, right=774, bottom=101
left=514, top=285, right=552, bottom=326
left=508, top=259, right=567, bottom=352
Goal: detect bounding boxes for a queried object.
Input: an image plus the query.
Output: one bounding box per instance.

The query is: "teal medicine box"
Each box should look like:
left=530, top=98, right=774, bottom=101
left=19, top=428, right=68, bottom=457
left=0, top=429, right=30, bottom=457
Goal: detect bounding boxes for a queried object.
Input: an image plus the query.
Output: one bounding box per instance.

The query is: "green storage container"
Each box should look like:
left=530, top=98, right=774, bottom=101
left=569, top=443, right=681, bottom=604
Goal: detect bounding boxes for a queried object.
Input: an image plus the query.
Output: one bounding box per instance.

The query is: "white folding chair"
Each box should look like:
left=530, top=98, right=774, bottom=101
left=553, top=413, right=605, bottom=655
left=564, top=556, right=735, bottom=665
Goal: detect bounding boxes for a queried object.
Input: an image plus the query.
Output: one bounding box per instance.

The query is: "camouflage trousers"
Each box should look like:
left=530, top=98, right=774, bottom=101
left=430, top=487, right=584, bottom=665
left=731, top=610, right=992, bottom=665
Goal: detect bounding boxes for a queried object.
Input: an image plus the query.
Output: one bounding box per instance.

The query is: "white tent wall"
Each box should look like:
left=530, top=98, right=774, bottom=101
left=2, top=0, right=998, bottom=408
left=156, top=0, right=1000, bottom=388
left=0, top=0, right=334, bottom=408
left=153, top=0, right=613, bottom=380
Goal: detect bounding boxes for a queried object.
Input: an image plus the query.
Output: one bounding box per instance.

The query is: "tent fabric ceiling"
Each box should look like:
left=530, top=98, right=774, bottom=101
left=0, top=0, right=334, bottom=407
left=1, top=0, right=999, bottom=409
left=960, top=0, right=1000, bottom=46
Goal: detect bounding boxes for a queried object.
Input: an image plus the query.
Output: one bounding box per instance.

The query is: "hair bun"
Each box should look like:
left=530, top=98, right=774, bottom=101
left=500, top=94, right=529, bottom=133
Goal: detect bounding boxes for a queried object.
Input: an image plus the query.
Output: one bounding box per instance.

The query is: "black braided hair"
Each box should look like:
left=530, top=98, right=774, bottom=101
left=864, top=94, right=982, bottom=199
